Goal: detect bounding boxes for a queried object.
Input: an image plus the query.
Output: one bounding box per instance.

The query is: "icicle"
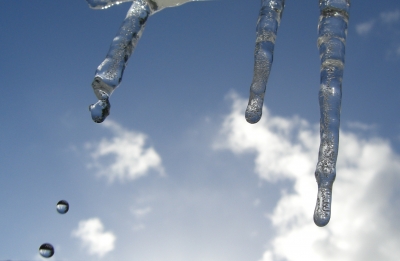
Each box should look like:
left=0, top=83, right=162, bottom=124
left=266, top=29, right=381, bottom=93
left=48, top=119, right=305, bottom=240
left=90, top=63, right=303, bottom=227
left=313, top=0, right=350, bottom=227
left=86, top=0, right=200, bottom=123
left=245, top=0, right=285, bottom=124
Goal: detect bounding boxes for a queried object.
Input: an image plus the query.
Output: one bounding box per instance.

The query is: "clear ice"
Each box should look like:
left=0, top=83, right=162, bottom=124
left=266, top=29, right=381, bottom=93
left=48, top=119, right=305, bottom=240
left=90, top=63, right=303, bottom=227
left=246, top=0, right=350, bottom=227
left=56, top=200, right=69, bottom=214
left=313, top=0, right=350, bottom=227
left=245, top=0, right=285, bottom=124
left=87, top=0, right=351, bottom=227
left=39, top=243, right=54, bottom=258
left=86, top=0, right=200, bottom=123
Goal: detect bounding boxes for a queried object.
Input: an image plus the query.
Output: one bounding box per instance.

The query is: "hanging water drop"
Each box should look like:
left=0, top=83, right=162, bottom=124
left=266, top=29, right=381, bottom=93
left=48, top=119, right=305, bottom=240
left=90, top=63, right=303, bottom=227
left=56, top=200, right=69, bottom=214
left=39, top=243, right=54, bottom=258
left=89, top=90, right=110, bottom=123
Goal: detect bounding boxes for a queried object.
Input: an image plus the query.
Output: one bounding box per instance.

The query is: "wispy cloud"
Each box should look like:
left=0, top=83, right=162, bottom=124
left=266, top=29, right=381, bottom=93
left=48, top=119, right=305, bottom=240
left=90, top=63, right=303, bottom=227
left=72, top=218, right=116, bottom=258
left=356, top=9, right=400, bottom=36
left=355, top=9, right=400, bottom=58
left=356, top=20, right=375, bottom=36
left=380, top=9, right=400, bottom=24
left=86, top=120, right=165, bottom=182
left=346, top=121, right=377, bottom=131
left=216, top=93, right=400, bottom=261
left=131, top=206, right=152, bottom=219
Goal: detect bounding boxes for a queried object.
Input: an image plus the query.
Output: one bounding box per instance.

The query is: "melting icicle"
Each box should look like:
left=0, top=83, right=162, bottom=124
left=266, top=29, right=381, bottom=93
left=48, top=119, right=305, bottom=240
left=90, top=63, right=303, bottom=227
left=86, top=0, right=201, bottom=123
left=88, top=0, right=151, bottom=123
left=39, top=243, right=54, bottom=258
left=313, top=0, right=350, bottom=227
left=245, top=0, right=285, bottom=124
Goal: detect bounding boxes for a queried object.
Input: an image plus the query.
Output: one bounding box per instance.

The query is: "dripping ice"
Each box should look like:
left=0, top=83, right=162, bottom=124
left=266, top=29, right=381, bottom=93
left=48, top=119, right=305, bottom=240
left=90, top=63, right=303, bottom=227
left=245, top=0, right=285, bottom=124
left=86, top=0, right=202, bottom=123
left=313, top=0, right=350, bottom=227
left=86, top=0, right=351, bottom=227
left=246, top=0, right=350, bottom=227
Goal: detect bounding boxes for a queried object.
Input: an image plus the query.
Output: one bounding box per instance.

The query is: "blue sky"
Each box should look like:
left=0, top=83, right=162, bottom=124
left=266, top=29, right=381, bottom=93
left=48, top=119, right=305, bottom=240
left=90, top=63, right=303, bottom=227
left=0, top=0, right=400, bottom=260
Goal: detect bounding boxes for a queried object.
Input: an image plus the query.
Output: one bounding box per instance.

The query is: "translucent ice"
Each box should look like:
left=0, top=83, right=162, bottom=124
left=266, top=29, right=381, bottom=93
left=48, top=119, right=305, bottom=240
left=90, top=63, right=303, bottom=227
left=245, top=0, right=285, bottom=124
left=86, top=0, right=200, bottom=11
left=245, top=0, right=350, bottom=227
left=86, top=0, right=201, bottom=122
left=39, top=243, right=54, bottom=258
left=313, top=0, right=350, bottom=227
left=89, top=90, right=110, bottom=123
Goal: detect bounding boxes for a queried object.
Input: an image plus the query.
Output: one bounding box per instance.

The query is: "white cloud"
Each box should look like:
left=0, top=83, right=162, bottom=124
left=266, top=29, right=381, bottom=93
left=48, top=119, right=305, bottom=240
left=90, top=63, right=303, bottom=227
left=131, top=206, right=152, bottom=219
left=356, top=20, right=375, bottom=35
left=216, top=93, right=400, bottom=261
left=86, top=120, right=165, bottom=182
left=355, top=9, right=400, bottom=58
left=346, top=121, right=377, bottom=131
left=72, top=218, right=116, bottom=258
left=380, top=9, right=400, bottom=24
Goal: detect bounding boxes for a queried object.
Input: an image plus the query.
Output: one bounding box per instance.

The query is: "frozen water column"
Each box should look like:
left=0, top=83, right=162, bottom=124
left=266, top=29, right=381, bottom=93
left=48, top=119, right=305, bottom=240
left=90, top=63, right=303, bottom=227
left=87, top=0, right=200, bottom=123
left=91, top=0, right=152, bottom=98
left=245, top=0, right=285, bottom=124
left=314, top=0, right=350, bottom=227
left=88, top=0, right=154, bottom=123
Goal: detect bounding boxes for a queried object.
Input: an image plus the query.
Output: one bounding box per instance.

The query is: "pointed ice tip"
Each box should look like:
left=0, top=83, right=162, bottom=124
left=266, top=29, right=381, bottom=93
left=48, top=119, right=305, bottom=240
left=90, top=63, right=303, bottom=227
left=313, top=186, right=333, bottom=227
left=314, top=212, right=331, bottom=227
left=245, top=109, right=262, bottom=124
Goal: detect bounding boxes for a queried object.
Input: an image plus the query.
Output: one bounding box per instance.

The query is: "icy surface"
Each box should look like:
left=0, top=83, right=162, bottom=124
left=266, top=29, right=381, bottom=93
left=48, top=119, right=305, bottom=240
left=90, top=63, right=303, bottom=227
left=86, top=0, right=200, bottom=122
left=245, top=0, right=350, bottom=227
left=313, top=0, right=350, bottom=227
left=245, top=0, right=285, bottom=124
left=86, top=0, right=200, bottom=11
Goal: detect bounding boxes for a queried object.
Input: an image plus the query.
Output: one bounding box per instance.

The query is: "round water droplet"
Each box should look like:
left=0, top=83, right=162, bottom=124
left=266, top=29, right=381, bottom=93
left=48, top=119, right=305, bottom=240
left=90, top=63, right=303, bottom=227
left=56, top=200, right=69, bottom=214
left=89, top=98, right=110, bottom=123
left=39, top=243, right=54, bottom=258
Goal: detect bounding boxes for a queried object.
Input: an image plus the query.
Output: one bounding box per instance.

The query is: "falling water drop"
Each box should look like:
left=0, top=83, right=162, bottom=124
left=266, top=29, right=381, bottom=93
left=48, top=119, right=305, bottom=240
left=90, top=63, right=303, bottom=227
left=56, top=200, right=69, bottom=214
left=39, top=243, right=54, bottom=258
left=245, top=0, right=285, bottom=124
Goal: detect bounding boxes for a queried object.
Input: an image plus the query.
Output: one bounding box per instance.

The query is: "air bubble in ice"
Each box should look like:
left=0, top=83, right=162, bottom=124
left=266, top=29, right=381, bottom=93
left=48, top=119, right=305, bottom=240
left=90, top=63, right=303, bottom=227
left=56, top=200, right=69, bottom=214
left=39, top=243, right=54, bottom=258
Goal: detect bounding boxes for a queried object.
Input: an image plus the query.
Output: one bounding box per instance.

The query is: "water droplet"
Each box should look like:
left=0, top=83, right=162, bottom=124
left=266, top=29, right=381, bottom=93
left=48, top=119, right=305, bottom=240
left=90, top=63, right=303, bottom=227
left=56, top=200, right=69, bottom=214
left=39, top=243, right=54, bottom=258
left=89, top=92, right=110, bottom=123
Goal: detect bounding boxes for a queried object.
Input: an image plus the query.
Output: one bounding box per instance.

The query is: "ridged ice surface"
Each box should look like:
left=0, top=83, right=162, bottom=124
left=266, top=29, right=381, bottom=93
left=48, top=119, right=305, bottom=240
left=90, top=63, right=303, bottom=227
left=86, top=0, right=199, bottom=122
left=313, top=0, right=350, bottom=227
left=245, top=0, right=285, bottom=124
